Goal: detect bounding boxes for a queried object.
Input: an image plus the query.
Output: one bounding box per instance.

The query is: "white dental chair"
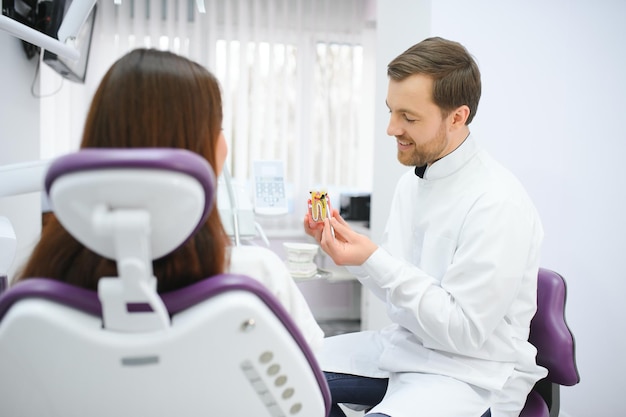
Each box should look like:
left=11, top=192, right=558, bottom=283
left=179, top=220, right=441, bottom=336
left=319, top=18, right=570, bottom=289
left=0, top=148, right=330, bottom=417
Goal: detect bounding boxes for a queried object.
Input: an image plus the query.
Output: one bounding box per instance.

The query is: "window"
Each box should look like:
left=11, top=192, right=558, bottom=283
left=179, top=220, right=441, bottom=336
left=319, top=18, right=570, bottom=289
left=40, top=0, right=376, bottom=220
left=216, top=39, right=369, bottom=191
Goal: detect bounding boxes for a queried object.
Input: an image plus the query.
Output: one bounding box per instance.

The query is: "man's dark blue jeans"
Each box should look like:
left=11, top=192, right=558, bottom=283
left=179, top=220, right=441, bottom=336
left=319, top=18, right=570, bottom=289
left=324, top=371, right=389, bottom=417
left=324, top=371, right=491, bottom=417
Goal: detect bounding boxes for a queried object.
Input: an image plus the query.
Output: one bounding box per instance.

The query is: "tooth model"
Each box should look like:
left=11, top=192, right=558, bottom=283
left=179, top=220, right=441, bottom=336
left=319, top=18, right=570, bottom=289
left=308, top=190, right=331, bottom=222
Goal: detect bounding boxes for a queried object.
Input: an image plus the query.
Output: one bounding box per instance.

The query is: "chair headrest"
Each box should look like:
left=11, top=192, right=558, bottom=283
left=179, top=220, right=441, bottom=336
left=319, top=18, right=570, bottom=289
left=45, top=148, right=216, bottom=260
left=44, top=148, right=217, bottom=332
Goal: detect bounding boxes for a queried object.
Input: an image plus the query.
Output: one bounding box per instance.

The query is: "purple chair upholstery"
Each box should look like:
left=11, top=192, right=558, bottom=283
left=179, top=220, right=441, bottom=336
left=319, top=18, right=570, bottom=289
left=519, top=268, right=580, bottom=417
left=483, top=268, right=580, bottom=417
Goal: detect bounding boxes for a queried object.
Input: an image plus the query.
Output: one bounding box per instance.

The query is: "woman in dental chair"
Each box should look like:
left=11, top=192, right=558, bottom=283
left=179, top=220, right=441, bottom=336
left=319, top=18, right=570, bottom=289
left=14, top=48, right=324, bottom=353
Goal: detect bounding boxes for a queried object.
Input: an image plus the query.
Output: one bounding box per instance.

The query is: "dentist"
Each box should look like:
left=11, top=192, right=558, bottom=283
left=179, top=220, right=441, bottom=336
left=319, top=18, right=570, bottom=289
left=305, top=37, right=546, bottom=417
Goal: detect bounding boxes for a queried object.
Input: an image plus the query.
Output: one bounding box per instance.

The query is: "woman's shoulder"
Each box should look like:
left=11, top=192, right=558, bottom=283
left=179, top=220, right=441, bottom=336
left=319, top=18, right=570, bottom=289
left=227, top=245, right=286, bottom=277
left=229, top=244, right=282, bottom=263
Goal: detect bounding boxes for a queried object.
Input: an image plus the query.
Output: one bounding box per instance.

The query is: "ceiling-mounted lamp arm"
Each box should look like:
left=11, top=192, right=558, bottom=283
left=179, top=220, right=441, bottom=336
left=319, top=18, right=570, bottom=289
left=0, top=14, right=79, bottom=61
left=56, top=0, right=98, bottom=44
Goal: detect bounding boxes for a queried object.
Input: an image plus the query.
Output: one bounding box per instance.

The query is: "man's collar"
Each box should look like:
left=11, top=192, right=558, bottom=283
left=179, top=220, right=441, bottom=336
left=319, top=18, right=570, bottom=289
left=413, top=134, right=477, bottom=180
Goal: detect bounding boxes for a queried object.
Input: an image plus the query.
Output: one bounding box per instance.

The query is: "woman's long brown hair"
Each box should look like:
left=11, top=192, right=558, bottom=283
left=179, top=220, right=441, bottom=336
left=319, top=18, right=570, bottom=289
left=16, top=49, right=230, bottom=292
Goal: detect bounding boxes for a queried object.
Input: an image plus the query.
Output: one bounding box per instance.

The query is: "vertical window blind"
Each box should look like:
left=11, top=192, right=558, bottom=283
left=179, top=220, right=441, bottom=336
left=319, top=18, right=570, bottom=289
left=40, top=0, right=376, bottom=218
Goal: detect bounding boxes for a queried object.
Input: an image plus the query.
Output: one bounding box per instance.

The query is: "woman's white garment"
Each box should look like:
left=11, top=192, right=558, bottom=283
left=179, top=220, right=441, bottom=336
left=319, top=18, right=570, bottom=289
left=227, top=244, right=324, bottom=353
left=318, top=136, right=547, bottom=417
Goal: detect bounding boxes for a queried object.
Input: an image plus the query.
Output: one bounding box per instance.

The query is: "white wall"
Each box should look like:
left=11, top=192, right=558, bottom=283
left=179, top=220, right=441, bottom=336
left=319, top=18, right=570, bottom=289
left=0, top=31, right=42, bottom=280
left=370, top=0, right=626, bottom=415
left=362, top=0, right=432, bottom=331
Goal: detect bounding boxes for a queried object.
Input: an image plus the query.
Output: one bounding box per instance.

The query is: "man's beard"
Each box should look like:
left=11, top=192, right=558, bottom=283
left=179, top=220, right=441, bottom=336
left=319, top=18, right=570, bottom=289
left=397, top=123, right=448, bottom=167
